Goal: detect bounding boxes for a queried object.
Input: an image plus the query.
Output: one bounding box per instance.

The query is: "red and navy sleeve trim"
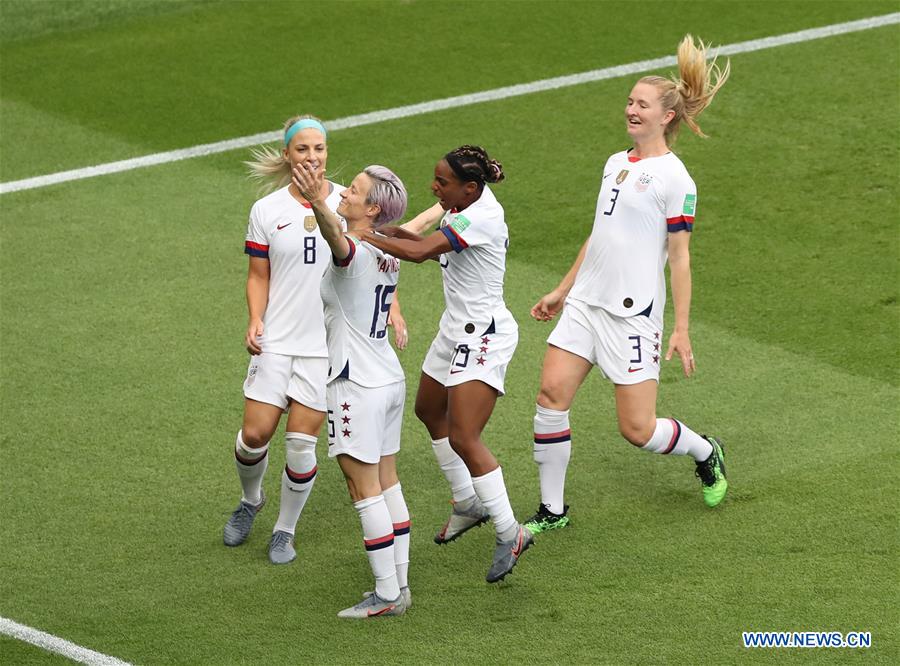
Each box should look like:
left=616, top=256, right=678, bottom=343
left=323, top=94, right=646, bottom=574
left=440, top=226, right=469, bottom=253
left=333, top=235, right=356, bottom=267
left=666, top=215, right=694, bottom=232
left=244, top=241, right=269, bottom=258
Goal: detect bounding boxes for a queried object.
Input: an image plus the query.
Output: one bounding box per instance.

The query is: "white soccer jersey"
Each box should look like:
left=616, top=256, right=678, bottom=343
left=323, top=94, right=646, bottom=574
left=244, top=182, right=345, bottom=356
left=319, top=236, right=404, bottom=388
left=569, top=150, right=697, bottom=317
left=437, top=185, right=516, bottom=337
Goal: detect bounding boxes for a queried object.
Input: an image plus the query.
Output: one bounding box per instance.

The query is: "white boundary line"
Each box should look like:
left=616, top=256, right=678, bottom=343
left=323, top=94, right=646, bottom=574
left=1, top=11, right=897, bottom=196
left=0, top=616, right=133, bottom=666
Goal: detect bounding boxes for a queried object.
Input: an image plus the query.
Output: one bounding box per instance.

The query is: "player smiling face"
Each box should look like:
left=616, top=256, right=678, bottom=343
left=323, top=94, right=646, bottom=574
left=625, top=82, right=675, bottom=142
left=336, top=172, right=378, bottom=226
left=431, top=159, right=477, bottom=211
left=283, top=128, right=327, bottom=174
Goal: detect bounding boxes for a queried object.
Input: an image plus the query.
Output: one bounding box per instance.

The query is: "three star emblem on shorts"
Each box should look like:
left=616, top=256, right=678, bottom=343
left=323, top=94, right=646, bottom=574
left=340, top=403, right=351, bottom=437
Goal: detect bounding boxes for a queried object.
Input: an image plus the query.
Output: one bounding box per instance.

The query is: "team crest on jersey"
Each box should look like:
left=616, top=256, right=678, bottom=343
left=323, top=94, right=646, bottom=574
left=450, top=214, right=471, bottom=234
left=616, top=169, right=629, bottom=185
left=246, top=364, right=258, bottom=387
left=304, top=215, right=316, bottom=232
left=635, top=173, right=653, bottom=193
left=682, top=194, right=697, bottom=216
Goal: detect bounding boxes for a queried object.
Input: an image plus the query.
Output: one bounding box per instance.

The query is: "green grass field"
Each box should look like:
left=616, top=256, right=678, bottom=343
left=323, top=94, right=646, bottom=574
left=1, top=1, right=898, bottom=664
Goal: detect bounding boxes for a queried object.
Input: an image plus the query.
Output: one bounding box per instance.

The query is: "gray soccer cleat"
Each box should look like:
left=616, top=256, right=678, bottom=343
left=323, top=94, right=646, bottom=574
left=338, top=591, right=406, bottom=619
left=223, top=491, right=266, bottom=547
left=268, top=529, right=296, bottom=565
left=363, top=586, right=411, bottom=609
left=486, top=524, right=534, bottom=583
left=434, top=497, right=490, bottom=544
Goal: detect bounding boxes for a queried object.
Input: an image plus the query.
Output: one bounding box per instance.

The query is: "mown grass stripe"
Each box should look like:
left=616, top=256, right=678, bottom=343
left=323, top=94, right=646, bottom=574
left=1, top=12, right=896, bottom=196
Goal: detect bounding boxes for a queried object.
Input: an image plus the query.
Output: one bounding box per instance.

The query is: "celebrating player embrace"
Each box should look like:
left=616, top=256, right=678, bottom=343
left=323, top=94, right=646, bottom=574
left=293, top=161, right=412, bottom=619
left=363, top=145, right=533, bottom=583
left=525, top=36, right=732, bottom=534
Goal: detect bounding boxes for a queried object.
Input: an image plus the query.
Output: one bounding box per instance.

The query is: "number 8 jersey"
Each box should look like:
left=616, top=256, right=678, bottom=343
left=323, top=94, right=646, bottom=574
left=244, top=182, right=345, bottom=356
left=319, top=236, right=404, bottom=388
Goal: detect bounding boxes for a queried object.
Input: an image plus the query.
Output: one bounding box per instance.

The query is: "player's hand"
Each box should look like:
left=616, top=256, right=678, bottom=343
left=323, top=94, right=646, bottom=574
left=530, top=289, right=566, bottom=321
left=387, top=311, right=409, bottom=350
left=377, top=225, right=401, bottom=238
left=291, top=162, right=324, bottom=203
left=665, top=329, right=695, bottom=377
left=245, top=318, right=264, bottom=355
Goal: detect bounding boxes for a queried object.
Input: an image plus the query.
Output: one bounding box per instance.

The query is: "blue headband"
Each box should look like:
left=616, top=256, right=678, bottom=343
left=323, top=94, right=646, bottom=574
left=284, top=119, right=327, bottom=146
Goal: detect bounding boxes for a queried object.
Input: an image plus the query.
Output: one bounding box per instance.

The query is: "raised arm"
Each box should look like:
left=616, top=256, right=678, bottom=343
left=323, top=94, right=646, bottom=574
left=291, top=164, right=351, bottom=261
left=664, top=231, right=695, bottom=377
left=530, top=238, right=590, bottom=321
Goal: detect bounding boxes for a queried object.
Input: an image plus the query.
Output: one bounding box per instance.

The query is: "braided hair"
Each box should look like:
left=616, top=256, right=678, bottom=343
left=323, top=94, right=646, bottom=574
left=444, top=145, right=505, bottom=188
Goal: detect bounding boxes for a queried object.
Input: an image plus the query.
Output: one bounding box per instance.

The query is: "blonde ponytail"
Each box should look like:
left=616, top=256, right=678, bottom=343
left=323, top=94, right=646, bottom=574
left=640, top=35, right=730, bottom=145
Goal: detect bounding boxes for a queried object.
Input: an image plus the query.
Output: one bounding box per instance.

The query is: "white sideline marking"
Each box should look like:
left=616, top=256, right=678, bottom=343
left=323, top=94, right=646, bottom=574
left=0, top=616, right=133, bottom=666
left=1, top=12, right=897, bottom=195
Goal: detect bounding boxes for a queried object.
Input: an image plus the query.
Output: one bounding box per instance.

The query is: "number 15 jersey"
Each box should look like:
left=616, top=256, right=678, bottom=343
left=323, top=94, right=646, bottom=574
left=319, top=236, right=404, bottom=388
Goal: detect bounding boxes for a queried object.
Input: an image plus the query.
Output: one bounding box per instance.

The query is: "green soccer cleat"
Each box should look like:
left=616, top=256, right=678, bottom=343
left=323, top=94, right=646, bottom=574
left=524, top=504, right=570, bottom=535
left=695, top=437, right=728, bottom=507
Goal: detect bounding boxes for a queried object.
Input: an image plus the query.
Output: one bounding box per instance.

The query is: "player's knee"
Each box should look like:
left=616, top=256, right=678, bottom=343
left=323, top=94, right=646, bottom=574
left=240, top=426, right=271, bottom=448
left=619, top=421, right=654, bottom=447
left=537, top=383, right=570, bottom=412
left=414, top=399, right=440, bottom=428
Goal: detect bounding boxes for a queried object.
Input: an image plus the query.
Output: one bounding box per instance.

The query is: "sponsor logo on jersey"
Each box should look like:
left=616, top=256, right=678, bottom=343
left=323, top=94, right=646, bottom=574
left=450, top=214, right=471, bottom=234
left=276, top=223, right=292, bottom=230
left=304, top=215, right=317, bottom=231
left=616, top=169, right=629, bottom=184
left=682, top=194, right=697, bottom=216
left=635, top=173, right=653, bottom=193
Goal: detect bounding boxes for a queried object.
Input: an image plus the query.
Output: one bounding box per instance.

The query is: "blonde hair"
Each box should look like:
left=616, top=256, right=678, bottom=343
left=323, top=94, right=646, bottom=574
left=640, top=35, right=730, bottom=145
left=244, top=114, right=326, bottom=193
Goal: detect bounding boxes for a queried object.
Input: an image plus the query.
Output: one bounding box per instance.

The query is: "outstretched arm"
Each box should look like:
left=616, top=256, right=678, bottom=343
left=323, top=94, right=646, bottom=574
left=401, top=203, right=443, bottom=234
left=362, top=226, right=452, bottom=263
left=292, top=164, right=351, bottom=261
left=531, top=238, right=589, bottom=321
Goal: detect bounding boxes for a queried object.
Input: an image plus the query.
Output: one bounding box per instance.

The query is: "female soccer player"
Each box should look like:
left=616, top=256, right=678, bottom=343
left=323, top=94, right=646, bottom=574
left=363, top=145, right=533, bottom=584
left=524, top=36, right=731, bottom=535
left=293, top=161, right=411, bottom=618
left=222, top=116, right=407, bottom=565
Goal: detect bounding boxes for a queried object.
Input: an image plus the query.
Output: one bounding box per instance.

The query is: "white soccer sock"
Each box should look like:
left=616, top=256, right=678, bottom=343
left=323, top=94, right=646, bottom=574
left=640, top=418, right=713, bottom=461
left=431, top=437, right=476, bottom=502
left=234, top=430, right=268, bottom=506
left=273, top=432, right=318, bottom=535
left=382, top=482, right=410, bottom=590
left=472, top=466, right=518, bottom=542
left=355, top=495, right=401, bottom=602
left=533, top=404, right=572, bottom=515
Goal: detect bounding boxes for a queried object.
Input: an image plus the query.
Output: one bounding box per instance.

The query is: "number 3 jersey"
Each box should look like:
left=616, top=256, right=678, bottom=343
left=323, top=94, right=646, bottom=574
left=319, top=236, right=404, bottom=388
left=569, top=150, right=697, bottom=318
left=244, top=182, right=345, bottom=357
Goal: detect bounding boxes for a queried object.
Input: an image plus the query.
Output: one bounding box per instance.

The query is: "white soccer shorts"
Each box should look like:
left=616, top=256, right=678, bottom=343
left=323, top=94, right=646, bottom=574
left=421, top=321, right=518, bottom=396
left=547, top=298, right=663, bottom=385
left=325, top=378, right=405, bottom=464
left=243, top=352, right=328, bottom=411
